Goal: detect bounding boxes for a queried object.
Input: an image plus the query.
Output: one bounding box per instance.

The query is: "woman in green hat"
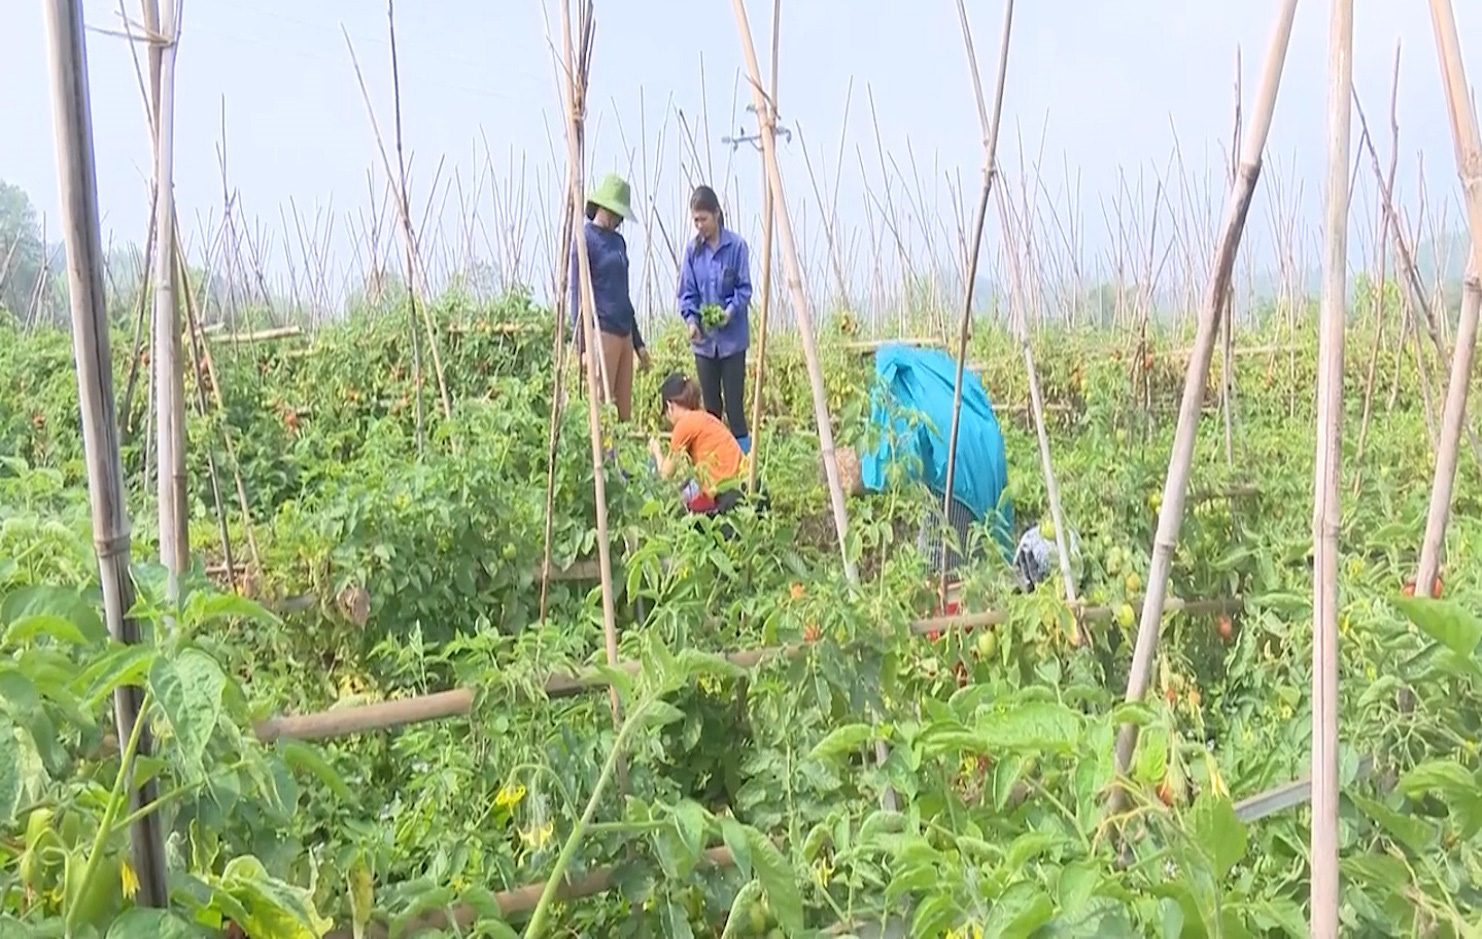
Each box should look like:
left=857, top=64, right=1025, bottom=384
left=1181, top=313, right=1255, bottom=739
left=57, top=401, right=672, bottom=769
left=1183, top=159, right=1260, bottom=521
left=569, top=172, right=649, bottom=421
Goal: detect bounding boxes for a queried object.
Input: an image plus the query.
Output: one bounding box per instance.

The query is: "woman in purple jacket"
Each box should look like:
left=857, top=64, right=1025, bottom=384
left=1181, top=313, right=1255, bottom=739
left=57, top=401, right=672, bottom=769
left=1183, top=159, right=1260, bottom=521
left=678, top=186, right=753, bottom=454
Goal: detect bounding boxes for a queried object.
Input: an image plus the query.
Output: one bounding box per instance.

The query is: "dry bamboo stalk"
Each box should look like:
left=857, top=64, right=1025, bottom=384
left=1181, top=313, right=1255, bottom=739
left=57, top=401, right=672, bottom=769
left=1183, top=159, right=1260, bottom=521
left=1418, top=278, right=1481, bottom=590
left=1351, top=50, right=1403, bottom=494
left=41, top=0, right=169, bottom=906
left=1356, top=89, right=1477, bottom=464
left=119, top=193, right=157, bottom=435
left=1309, top=1, right=1353, bottom=931
left=996, top=185, right=1078, bottom=617
left=939, top=0, right=1015, bottom=610
left=730, top=0, right=856, bottom=582
left=386, top=1, right=429, bottom=449
left=1417, top=0, right=1482, bottom=598
left=537, top=2, right=592, bottom=623
left=746, top=0, right=782, bottom=494
left=146, top=0, right=187, bottom=607
left=342, top=23, right=453, bottom=427
left=252, top=596, right=1244, bottom=742
left=1112, top=0, right=1298, bottom=808
left=204, top=324, right=301, bottom=342
left=558, top=0, right=625, bottom=782
left=175, top=247, right=236, bottom=587
left=730, top=0, right=882, bottom=805
left=323, top=848, right=737, bottom=939
left=1220, top=49, right=1242, bottom=468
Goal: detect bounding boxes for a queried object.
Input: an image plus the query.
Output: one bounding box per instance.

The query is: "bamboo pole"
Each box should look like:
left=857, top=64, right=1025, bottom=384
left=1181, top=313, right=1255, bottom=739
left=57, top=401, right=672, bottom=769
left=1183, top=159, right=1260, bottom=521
left=342, top=23, right=453, bottom=427
left=251, top=596, right=1243, bottom=742
left=1220, top=49, right=1242, bottom=469
left=939, top=0, right=1016, bottom=610
left=324, top=848, right=737, bottom=939
left=1417, top=0, right=1482, bottom=598
left=746, top=0, right=782, bottom=494
left=730, top=0, right=856, bottom=583
left=179, top=243, right=263, bottom=576
left=535, top=4, right=591, bottom=623
left=175, top=247, right=236, bottom=587
left=41, top=0, right=169, bottom=907
left=1355, top=87, right=1479, bottom=465
left=1351, top=50, right=1403, bottom=495
left=119, top=200, right=157, bottom=435
left=558, top=0, right=625, bottom=775
left=1310, top=1, right=1353, bottom=932
left=1112, top=0, right=1298, bottom=804
left=995, top=185, right=1078, bottom=616
left=146, top=0, right=187, bottom=607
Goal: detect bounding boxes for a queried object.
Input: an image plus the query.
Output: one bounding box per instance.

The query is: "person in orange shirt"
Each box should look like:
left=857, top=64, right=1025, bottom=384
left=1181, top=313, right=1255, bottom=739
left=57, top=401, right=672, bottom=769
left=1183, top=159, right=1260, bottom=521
left=648, top=373, right=746, bottom=514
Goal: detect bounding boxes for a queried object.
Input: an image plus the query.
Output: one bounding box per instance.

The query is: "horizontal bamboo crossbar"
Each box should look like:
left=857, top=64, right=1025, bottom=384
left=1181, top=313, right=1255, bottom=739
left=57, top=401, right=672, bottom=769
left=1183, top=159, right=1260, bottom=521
left=445, top=321, right=544, bottom=336
left=251, top=596, right=1242, bottom=743
left=323, top=847, right=736, bottom=939
left=204, top=325, right=303, bottom=343
left=1233, top=754, right=1375, bottom=824
left=842, top=337, right=944, bottom=353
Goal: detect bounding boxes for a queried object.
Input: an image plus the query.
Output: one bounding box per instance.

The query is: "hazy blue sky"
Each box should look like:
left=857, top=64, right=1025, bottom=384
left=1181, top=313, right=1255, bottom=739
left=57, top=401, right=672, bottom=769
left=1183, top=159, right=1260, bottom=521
left=6, top=0, right=1480, bottom=303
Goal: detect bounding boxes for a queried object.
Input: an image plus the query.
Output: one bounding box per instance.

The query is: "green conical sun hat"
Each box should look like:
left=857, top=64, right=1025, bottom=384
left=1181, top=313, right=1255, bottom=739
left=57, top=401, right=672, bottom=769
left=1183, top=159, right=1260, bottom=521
left=587, top=173, right=634, bottom=220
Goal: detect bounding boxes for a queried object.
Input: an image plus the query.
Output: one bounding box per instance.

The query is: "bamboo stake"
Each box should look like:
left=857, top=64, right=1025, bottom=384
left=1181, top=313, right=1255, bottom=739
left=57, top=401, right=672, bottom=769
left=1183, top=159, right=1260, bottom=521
left=251, top=596, right=1244, bottom=742
left=145, top=0, right=187, bottom=610
left=387, top=0, right=425, bottom=450
left=1220, top=49, right=1242, bottom=468
left=1309, top=1, right=1353, bottom=931
left=537, top=4, right=592, bottom=623
left=342, top=23, right=453, bottom=426
left=1112, top=0, right=1298, bottom=805
left=1352, top=50, right=1403, bottom=495
left=995, top=185, right=1078, bottom=616
left=558, top=0, right=625, bottom=776
left=1417, top=0, right=1482, bottom=598
left=41, top=0, right=169, bottom=906
left=939, top=0, right=1016, bottom=610
left=175, top=246, right=235, bottom=587
left=730, top=0, right=856, bottom=582
left=119, top=197, right=157, bottom=435
left=1356, top=90, right=1477, bottom=463
left=746, top=0, right=782, bottom=494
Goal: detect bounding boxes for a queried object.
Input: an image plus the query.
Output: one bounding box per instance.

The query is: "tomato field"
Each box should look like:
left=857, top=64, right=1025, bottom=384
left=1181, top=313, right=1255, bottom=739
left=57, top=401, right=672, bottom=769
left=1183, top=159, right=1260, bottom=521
left=3, top=287, right=1482, bottom=939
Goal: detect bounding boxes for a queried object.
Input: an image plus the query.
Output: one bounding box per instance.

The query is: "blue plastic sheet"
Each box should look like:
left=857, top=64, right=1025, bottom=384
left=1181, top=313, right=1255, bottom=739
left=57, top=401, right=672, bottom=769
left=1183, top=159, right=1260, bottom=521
left=859, top=345, right=1013, bottom=554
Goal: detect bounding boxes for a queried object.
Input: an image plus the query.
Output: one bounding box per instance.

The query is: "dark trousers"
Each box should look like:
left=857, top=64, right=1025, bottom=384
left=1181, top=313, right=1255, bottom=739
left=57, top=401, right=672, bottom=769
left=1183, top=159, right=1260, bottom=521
left=694, top=351, right=748, bottom=439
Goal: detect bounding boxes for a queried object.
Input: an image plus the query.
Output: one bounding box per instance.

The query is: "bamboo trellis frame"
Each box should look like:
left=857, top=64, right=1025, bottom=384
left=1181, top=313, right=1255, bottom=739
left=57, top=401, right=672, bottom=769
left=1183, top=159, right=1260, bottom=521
left=39, top=0, right=1482, bottom=930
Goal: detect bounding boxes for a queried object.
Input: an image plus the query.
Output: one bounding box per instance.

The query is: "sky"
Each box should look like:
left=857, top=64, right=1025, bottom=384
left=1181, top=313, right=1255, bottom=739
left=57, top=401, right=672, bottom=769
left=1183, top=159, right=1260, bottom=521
left=4, top=0, right=1480, bottom=312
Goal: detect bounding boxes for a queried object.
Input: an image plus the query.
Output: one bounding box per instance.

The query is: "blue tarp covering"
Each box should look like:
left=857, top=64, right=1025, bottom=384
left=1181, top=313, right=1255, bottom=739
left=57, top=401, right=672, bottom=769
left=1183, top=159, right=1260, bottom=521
left=860, top=345, right=1013, bottom=553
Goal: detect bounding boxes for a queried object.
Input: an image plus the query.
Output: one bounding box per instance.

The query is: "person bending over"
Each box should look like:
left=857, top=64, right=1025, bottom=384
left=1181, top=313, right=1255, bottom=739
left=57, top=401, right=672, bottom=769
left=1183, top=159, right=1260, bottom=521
left=648, top=373, right=746, bottom=515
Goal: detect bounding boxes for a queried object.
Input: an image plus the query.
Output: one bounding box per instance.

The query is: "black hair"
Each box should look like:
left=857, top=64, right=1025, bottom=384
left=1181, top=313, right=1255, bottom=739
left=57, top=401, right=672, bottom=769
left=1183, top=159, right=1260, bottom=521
left=689, top=185, right=725, bottom=233
left=585, top=201, right=599, bottom=221
left=659, top=372, right=702, bottom=413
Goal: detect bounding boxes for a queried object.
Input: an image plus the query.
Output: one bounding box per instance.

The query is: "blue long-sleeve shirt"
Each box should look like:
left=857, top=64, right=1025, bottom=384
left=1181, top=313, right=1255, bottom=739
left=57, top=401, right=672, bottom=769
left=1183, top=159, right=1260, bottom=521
left=678, top=228, right=752, bottom=359
left=569, top=221, right=643, bottom=350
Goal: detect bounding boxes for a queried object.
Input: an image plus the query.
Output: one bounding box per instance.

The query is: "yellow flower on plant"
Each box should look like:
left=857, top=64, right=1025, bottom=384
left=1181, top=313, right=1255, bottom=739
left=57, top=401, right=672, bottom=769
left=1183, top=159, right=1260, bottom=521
left=495, top=782, right=527, bottom=810
left=946, top=925, right=984, bottom=939
left=519, top=821, right=554, bottom=850
left=811, top=857, right=834, bottom=888
left=120, top=859, right=139, bottom=900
